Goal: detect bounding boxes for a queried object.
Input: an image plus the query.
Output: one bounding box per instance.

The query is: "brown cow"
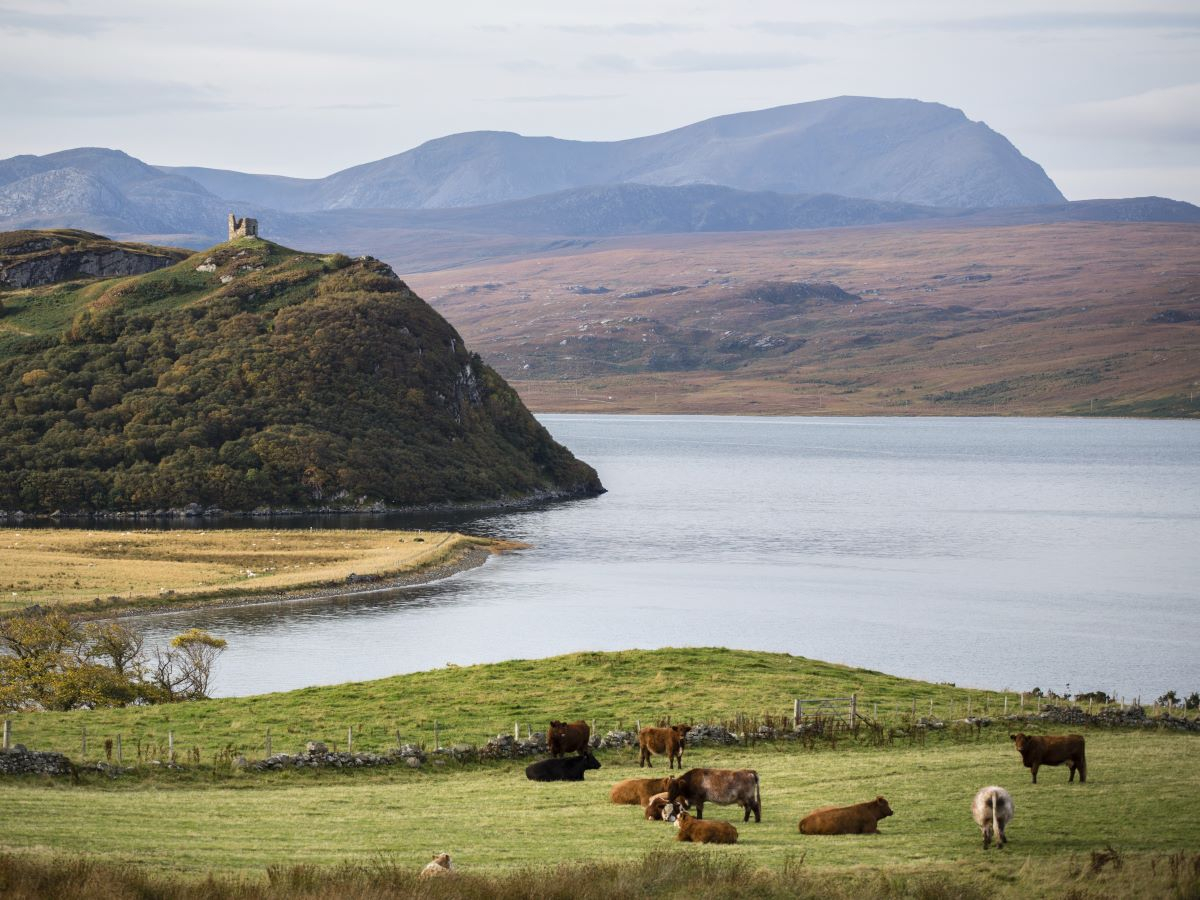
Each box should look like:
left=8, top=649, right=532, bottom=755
left=666, top=768, right=761, bottom=822
left=1010, top=733, right=1086, bottom=783
left=547, top=720, right=591, bottom=757
left=418, top=853, right=454, bottom=878
left=609, top=777, right=672, bottom=805
left=637, top=724, right=692, bottom=769
left=645, top=792, right=688, bottom=822
left=674, top=810, right=738, bottom=844
left=799, top=796, right=894, bottom=834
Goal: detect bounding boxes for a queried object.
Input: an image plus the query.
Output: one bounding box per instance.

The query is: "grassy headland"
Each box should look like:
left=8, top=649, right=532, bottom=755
left=0, top=528, right=511, bottom=615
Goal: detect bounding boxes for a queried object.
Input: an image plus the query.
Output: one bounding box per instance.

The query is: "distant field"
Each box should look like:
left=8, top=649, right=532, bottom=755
left=0, top=528, right=496, bottom=614
left=407, top=221, right=1200, bottom=417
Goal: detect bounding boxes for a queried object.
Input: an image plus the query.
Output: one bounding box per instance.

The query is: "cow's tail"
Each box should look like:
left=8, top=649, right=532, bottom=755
left=990, top=788, right=998, bottom=841
left=754, top=771, right=761, bottom=819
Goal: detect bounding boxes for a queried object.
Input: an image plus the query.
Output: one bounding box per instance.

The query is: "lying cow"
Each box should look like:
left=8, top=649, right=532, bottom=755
left=798, top=796, right=894, bottom=834
left=548, top=720, right=591, bottom=757
left=674, top=810, right=738, bottom=844
left=645, top=792, right=688, bottom=822
left=525, top=751, right=601, bottom=782
left=667, top=768, right=761, bottom=822
left=609, top=776, right=672, bottom=805
left=1010, top=733, right=1086, bottom=783
left=638, top=724, right=692, bottom=769
left=972, top=785, right=1014, bottom=849
left=419, top=853, right=454, bottom=878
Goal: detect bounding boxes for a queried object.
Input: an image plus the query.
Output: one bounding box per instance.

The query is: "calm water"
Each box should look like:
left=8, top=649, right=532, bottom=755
left=133, top=415, right=1200, bottom=700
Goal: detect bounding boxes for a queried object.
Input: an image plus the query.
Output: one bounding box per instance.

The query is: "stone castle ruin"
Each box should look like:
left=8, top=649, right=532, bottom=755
left=227, top=213, right=259, bottom=241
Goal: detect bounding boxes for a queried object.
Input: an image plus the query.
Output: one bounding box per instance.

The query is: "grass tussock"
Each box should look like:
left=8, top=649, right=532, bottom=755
left=2, top=850, right=1199, bottom=900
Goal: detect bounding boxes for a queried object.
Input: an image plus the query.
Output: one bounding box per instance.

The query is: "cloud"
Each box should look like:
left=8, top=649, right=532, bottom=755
left=745, top=20, right=853, bottom=38
left=0, top=74, right=236, bottom=117
left=558, top=22, right=699, bottom=36
left=0, top=6, right=126, bottom=36
left=930, top=11, right=1200, bottom=32
left=1048, top=83, right=1200, bottom=145
left=654, top=50, right=814, bottom=72
left=495, top=93, right=624, bottom=104
left=580, top=53, right=641, bottom=72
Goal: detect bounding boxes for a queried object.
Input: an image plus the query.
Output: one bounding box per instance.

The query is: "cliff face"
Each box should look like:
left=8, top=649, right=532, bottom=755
left=0, top=230, right=188, bottom=289
left=0, top=234, right=602, bottom=514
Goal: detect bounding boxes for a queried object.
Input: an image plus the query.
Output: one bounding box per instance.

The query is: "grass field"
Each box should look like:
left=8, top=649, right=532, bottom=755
left=3, top=648, right=1069, bottom=762
left=2, top=648, right=1197, bottom=896
left=0, top=528, right=499, bottom=614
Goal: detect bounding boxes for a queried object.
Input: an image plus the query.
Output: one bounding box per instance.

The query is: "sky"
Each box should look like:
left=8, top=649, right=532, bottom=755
left=2, top=0, right=1199, bottom=203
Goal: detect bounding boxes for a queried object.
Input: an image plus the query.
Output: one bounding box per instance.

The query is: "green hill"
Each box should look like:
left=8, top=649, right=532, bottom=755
left=0, top=232, right=601, bottom=514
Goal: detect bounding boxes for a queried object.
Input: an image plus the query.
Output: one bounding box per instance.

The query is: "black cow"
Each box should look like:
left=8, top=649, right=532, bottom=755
left=525, top=751, right=601, bottom=782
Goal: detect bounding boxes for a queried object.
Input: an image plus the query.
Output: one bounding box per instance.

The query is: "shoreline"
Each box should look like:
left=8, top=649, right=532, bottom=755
left=86, top=540, right=512, bottom=622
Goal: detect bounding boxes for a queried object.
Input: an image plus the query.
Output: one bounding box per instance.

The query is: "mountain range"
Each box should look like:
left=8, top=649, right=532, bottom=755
left=2, top=96, right=1198, bottom=272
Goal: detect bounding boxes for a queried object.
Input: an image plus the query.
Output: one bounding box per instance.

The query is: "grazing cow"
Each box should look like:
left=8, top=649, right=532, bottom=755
left=525, top=751, right=601, bottom=782
left=1010, top=733, right=1086, bottom=783
left=609, top=776, right=672, bottom=805
left=645, top=792, right=688, bottom=822
left=638, top=724, right=692, bottom=769
left=667, top=768, right=761, bottom=822
left=548, top=720, right=591, bottom=757
left=972, top=786, right=1014, bottom=850
left=419, top=853, right=454, bottom=878
left=674, top=810, right=738, bottom=844
left=798, top=796, right=894, bottom=834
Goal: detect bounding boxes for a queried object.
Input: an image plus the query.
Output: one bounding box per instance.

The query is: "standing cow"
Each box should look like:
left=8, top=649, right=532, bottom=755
left=1009, top=733, right=1086, bottom=783
left=971, top=786, right=1014, bottom=849
left=638, top=724, right=692, bottom=769
left=666, top=768, right=761, bottom=822
left=548, top=720, right=591, bottom=757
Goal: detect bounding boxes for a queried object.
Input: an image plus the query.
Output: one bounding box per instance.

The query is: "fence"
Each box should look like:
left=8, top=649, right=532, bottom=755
left=3, top=694, right=1196, bottom=765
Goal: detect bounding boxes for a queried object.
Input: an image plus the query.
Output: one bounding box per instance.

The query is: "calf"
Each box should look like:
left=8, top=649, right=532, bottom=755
left=638, top=724, right=692, bottom=769
left=419, top=853, right=453, bottom=878
left=525, top=751, right=601, bottom=782
left=548, top=720, right=591, bottom=757
left=1010, top=733, right=1086, bottom=783
left=972, top=786, right=1014, bottom=849
left=610, top=776, right=672, bottom=805
left=645, top=792, right=688, bottom=822
left=667, top=768, right=761, bottom=822
left=674, top=810, right=738, bottom=844
left=799, top=796, right=894, bottom=834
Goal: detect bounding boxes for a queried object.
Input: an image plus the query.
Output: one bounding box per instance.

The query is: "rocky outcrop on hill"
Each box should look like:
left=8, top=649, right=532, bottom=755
left=0, top=229, right=187, bottom=288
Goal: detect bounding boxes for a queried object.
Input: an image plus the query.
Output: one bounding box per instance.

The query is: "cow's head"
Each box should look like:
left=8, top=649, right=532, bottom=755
left=666, top=778, right=686, bottom=802
left=549, top=721, right=564, bottom=730
left=672, top=724, right=693, bottom=736
left=661, top=798, right=688, bottom=822
left=430, top=853, right=451, bottom=868
left=873, top=796, right=894, bottom=819
left=1010, top=733, right=1028, bottom=751
left=674, top=810, right=693, bottom=829
left=581, top=751, right=601, bottom=771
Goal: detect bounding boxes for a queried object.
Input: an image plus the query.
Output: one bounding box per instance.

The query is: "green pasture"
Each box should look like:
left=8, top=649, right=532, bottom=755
left=1, top=732, right=1196, bottom=876
left=3, top=647, right=1071, bottom=762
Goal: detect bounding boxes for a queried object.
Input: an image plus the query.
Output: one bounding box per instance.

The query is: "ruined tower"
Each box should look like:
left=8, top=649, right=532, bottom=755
left=227, top=213, right=259, bottom=241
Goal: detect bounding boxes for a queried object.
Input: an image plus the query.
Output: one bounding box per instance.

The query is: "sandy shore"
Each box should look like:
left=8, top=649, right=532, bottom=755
left=100, top=541, right=511, bottom=620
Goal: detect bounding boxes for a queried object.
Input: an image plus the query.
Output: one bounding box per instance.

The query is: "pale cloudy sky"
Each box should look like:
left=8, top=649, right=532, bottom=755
left=2, top=0, right=1199, bottom=202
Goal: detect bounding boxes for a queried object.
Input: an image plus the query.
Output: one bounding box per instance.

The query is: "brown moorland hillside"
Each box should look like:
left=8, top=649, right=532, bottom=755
left=406, top=222, right=1200, bottom=417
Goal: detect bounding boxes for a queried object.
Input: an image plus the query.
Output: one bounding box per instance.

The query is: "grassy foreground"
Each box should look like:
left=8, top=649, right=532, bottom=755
left=7, top=648, right=1056, bottom=761
left=0, top=528, right=503, bottom=614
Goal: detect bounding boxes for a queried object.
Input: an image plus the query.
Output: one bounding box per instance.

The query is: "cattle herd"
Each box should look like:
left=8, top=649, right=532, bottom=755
left=519, top=721, right=1089, bottom=850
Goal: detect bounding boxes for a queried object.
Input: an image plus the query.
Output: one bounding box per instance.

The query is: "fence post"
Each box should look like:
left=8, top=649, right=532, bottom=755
left=636, top=719, right=641, bottom=734
left=116, top=734, right=122, bottom=764
left=265, top=728, right=272, bottom=758
left=929, top=698, right=934, bottom=718
left=793, top=699, right=801, bottom=724
left=168, top=730, right=174, bottom=763
left=82, top=726, right=87, bottom=759
left=434, top=721, right=440, bottom=750
left=850, top=694, right=858, bottom=733
left=911, top=698, right=916, bottom=719
left=514, top=722, right=520, bottom=741
left=2, top=719, right=9, bottom=750
left=347, top=727, right=353, bottom=754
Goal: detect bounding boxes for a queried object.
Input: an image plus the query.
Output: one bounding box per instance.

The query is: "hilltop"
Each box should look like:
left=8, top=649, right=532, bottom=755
left=0, top=232, right=601, bottom=515
left=0, top=229, right=188, bottom=289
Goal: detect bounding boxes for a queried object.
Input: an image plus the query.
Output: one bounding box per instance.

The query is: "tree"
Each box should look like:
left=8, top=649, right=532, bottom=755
left=84, top=621, right=144, bottom=676
left=1186, top=692, right=1200, bottom=711
left=1156, top=690, right=1179, bottom=709
left=168, top=629, right=227, bottom=699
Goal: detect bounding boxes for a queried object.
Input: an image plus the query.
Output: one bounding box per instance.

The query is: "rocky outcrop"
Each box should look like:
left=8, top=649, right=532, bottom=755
left=0, top=229, right=186, bottom=288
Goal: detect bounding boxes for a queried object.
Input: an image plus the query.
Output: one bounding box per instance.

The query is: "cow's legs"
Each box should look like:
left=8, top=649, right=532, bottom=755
left=1068, top=761, right=1076, bottom=782
left=1030, top=764, right=1038, bottom=784
left=982, top=826, right=991, bottom=850
left=640, top=748, right=651, bottom=768
left=695, top=801, right=704, bottom=819
left=999, top=823, right=1007, bottom=846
